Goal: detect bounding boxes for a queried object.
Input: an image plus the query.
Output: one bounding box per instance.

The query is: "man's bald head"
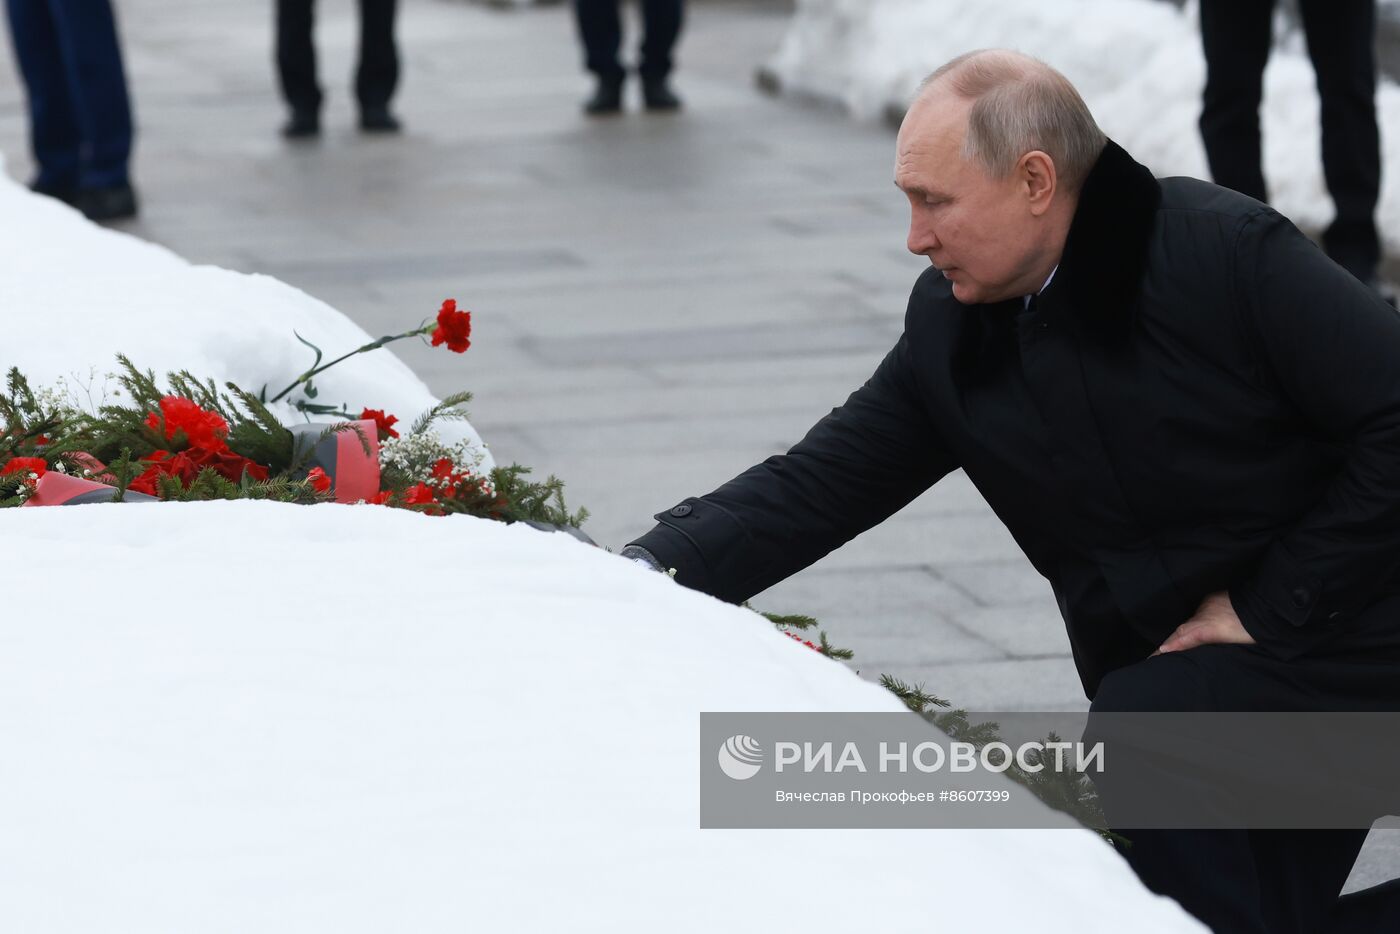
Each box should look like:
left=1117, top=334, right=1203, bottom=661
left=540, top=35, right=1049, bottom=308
left=913, top=49, right=1105, bottom=193
left=894, top=50, right=1096, bottom=303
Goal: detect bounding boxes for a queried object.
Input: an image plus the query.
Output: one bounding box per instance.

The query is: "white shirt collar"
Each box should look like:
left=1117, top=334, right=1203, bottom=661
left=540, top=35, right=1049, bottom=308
left=1023, top=265, right=1059, bottom=310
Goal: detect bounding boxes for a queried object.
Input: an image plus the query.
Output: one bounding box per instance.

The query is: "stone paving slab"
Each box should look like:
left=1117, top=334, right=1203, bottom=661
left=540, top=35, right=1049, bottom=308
left=1, top=0, right=1393, bottom=888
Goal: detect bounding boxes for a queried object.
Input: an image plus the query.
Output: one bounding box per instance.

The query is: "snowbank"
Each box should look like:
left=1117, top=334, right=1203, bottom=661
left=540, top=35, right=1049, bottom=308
left=0, top=159, right=492, bottom=470
left=0, top=502, right=1203, bottom=932
left=765, top=0, right=1400, bottom=253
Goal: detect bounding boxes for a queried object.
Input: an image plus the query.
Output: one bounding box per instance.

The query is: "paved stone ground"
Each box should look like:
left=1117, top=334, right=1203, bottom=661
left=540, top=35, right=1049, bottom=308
left=1, top=0, right=1395, bottom=891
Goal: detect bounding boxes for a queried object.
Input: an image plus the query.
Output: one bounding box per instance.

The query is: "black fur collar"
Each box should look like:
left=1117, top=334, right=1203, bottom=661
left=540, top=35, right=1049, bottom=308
left=1039, top=139, right=1162, bottom=341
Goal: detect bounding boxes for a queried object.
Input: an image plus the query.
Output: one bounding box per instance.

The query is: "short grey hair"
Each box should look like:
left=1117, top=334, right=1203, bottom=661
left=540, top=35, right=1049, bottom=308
left=920, top=49, right=1106, bottom=192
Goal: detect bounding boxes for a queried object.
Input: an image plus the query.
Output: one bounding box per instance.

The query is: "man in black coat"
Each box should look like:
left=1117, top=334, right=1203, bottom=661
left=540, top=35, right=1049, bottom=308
left=624, top=50, right=1400, bottom=932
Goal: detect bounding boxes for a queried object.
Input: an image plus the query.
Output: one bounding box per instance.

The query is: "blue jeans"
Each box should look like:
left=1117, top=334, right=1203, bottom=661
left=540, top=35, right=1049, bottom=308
left=4, top=0, right=134, bottom=190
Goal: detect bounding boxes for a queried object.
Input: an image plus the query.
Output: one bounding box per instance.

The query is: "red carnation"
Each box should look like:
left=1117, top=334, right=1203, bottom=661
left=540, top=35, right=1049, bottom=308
left=1, top=456, right=46, bottom=481
left=128, top=446, right=268, bottom=497
left=146, top=396, right=230, bottom=452
left=307, top=467, right=332, bottom=493
left=404, top=482, right=436, bottom=506
left=359, top=408, right=400, bottom=440
left=430, top=299, right=472, bottom=354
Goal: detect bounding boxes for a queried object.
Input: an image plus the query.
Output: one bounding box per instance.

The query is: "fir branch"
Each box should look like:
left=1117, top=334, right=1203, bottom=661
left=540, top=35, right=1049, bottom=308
left=107, top=449, right=142, bottom=502
left=817, top=630, right=854, bottom=660
left=880, top=674, right=952, bottom=714
left=112, top=355, right=163, bottom=409
left=223, top=382, right=298, bottom=472
left=409, top=391, right=474, bottom=436
left=488, top=464, right=587, bottom=527
left=760, top=611, right=819, bottom=630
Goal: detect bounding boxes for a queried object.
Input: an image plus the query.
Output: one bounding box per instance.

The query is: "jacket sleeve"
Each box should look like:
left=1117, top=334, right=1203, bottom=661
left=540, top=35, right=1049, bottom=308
left=1228, top=208, right=1400, bottom=657
left=626, top=308, right=958, bottom=604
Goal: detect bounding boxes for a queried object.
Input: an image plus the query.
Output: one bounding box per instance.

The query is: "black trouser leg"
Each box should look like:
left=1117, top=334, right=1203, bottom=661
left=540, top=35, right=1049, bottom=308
left=1088, top=648, right=1389, bottom=933
left=638, top=0, right=682, bottom=82
left=573, top=0, right=624, bottom=81
left=1121, top=830, right=1369, bottom=934
left=6, top=0, right=82, bottom=190
left=1254, top=830, right=1372, bottom=934
left=275, top=0, right=321, bottom=112
left=355, top=0, right=398, bottom=110
left=1199, top=0, right=1274, bottom=202
left=1114, top=829, right=1273, bottom=933
left=1298, top=0, right=1381, bottom=280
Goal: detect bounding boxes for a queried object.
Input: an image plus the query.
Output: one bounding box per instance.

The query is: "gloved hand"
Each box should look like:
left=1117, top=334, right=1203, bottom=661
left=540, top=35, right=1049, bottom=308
left=620, top=544, right=666, bottom=572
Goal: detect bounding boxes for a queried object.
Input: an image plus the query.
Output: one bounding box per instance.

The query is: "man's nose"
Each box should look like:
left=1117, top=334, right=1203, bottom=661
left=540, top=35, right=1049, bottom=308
left=907, top=213, right=939, bottom=256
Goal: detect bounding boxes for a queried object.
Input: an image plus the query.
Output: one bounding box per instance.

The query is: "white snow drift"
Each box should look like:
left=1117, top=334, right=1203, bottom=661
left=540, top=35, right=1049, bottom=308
left=0, top=501, right=1203, bottom=932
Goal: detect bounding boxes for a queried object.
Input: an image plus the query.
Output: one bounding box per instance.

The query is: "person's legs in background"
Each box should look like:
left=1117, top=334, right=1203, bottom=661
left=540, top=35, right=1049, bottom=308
left=5, top=0, right=136, bottom=219
left=637, top=0, right=682, bottom=111
left=276, top=0, right=321, bottom=137
left=355, top=0, right=400, bottom=132
left=573, top=0, right=625, bottom=115
left=5, top=0, right=81, bottom=200
left=1297, top=0, right=1382, bottom=286
left=1198, top=0, right=1274, bottom=203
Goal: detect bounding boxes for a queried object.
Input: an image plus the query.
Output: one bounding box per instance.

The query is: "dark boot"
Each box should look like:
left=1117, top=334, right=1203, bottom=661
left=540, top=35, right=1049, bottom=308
left=583, top=75, right=624, bottom=115
left=281, top=107, right=321, bottom=139
left=76, top=182, right=138, bottom=222
left=641, top=75, right=681, bottom=111
left=358, top=104, right=401, bottom=133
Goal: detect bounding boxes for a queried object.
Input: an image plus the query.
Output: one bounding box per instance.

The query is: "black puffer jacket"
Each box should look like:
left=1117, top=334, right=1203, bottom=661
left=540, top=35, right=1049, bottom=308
left=629, top=141, right=1400, bottom=697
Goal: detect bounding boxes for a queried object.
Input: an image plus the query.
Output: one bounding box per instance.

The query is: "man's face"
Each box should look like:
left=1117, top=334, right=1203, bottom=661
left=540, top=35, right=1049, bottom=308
left=894, top=93, right=1045, bottom=304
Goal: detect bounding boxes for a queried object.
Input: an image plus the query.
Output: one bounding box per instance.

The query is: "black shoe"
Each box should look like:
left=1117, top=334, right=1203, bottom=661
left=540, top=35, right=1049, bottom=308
left=583, top=76, right=624, bottom=115
left=281, top=108, right=321, bottom=139
left=29, top=180, right=77, bottom=206
left=641, top=77, right=681, bottom=112
left=359, top=105, right=401, bottom=133
left=76, top=183, right=138, bottom=222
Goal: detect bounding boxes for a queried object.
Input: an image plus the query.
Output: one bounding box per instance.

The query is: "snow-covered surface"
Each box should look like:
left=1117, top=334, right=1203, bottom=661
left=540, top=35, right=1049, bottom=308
left=0, top=159, right=492, bottom=469
left=0, top=502, right=1203, bottom=932
left=766, top=0, right=1400, bottom=253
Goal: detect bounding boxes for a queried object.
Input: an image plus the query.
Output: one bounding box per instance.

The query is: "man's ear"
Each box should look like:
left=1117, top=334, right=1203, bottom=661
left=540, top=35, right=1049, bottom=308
left=1021, top=151, right=1057, bottom=216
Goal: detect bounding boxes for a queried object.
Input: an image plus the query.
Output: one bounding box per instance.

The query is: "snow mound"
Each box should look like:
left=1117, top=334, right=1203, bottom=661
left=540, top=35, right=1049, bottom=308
left=0, top=501, right=1203, bottom=932
left=0, top=161, right=491, bottom=470
left=766, top=0, right=1400, bottom=254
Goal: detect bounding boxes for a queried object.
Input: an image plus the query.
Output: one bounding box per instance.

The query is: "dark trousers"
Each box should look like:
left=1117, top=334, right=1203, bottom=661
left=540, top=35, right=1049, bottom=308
left=3, top=0, right=133, bottom=190
left=1199, top=0, right=1381, bottom=280
left=275, top=0, right=399, bottom=112
left=573, top=0, right=683, bottom=81
left=1090, top=643, right=1400, bottom=933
